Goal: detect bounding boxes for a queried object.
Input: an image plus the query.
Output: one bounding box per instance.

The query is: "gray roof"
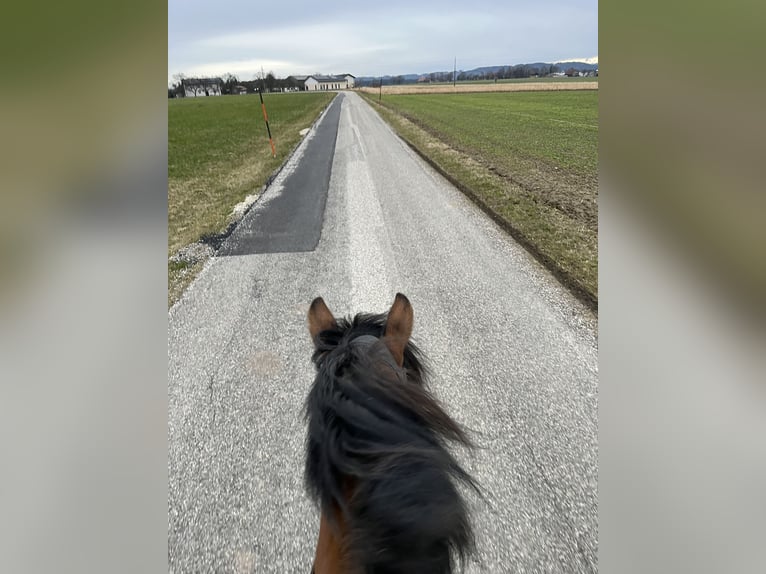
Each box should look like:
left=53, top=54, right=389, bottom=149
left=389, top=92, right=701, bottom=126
left=308, top=75, right=347, bottom=82
left=181, top=77, right=223, bottom=86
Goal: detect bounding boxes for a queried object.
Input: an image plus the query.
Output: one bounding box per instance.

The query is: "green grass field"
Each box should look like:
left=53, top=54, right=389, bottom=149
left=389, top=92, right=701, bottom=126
left=381, top=91, right=597, bottom=175
left=168, top=92, right=334, bottom=305
left=365, top=90, right=598, bottom=306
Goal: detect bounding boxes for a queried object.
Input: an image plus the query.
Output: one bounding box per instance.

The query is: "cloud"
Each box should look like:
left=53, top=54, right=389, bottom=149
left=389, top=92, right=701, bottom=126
left=169, top=2, right=598, bottom=81
left=181, top=59, right=297, bottom=79
left=170, top=21, right=409, bottom=82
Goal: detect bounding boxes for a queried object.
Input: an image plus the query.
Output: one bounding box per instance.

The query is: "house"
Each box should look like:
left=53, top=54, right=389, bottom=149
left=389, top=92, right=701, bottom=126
left=289, top=74, right=355, bottom=91
left=233, top=85, right=248, bottom=95
left=181, top=77, right=223, bottom=97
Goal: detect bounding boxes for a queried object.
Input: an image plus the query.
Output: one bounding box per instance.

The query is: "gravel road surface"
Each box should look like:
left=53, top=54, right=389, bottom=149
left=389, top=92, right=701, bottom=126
left=168, top=91, right=598, bottom=573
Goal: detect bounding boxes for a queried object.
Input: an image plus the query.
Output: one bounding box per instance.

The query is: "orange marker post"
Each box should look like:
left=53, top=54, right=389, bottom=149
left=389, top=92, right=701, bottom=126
left=258, top=88, right=276, bottom=158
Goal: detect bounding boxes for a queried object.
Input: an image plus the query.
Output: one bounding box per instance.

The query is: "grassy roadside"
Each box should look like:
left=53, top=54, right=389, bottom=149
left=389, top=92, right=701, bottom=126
left=168, top=92, right=335, bottom=307
left=360, top=91, right=598, bottom=309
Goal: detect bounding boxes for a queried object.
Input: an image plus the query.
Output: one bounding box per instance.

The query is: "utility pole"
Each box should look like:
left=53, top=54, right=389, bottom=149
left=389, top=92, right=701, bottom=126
left=453, top=57, right=456, bottom=87
left=379, top=77, right=382, bottom=102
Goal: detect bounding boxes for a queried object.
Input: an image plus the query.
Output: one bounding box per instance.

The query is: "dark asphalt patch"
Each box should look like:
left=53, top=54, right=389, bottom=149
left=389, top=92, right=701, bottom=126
left=218, top=94, right=343, bottom=256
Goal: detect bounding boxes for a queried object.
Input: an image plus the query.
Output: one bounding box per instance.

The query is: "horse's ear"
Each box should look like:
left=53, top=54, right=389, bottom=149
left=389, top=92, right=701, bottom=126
left=384, top=293, right=413, bottom=367
left=308, top=297, right=337, bottom=343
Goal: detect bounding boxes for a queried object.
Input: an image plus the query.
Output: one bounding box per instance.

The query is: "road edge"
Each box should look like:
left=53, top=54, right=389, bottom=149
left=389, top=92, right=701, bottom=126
left=360, top=94, right=598, bottom=314
left=168, top=94, right=340, bottom=313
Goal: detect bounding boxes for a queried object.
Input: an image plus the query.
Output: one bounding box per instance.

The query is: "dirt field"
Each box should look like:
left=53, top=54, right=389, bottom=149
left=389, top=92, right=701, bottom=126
left=356, top=81, right=598, bottom=95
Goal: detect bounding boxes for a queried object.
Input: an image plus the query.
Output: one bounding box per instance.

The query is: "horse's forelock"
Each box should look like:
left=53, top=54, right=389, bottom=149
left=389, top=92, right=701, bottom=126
left=305, top=307, right=475, bottom=572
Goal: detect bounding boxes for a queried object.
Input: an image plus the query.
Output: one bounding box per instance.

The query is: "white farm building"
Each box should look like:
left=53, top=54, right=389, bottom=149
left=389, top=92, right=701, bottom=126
left=289, top=74, right=355, bottom=91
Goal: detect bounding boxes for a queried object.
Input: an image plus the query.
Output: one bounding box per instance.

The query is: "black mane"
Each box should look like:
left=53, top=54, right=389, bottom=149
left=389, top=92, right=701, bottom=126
left=305, top=312, right=477, bottom=573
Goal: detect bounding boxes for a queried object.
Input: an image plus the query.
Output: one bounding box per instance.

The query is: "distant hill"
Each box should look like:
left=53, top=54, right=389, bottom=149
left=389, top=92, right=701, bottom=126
left=355, top=60, right=598, bottom=86
left=554, top=61, right=599, bottom=72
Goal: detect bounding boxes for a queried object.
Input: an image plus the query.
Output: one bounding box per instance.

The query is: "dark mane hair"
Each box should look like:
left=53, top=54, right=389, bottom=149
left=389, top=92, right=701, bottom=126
left=305, top=311, right=477, bottom=573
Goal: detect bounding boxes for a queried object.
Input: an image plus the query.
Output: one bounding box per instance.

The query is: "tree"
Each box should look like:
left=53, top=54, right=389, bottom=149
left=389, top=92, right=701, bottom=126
left=513, top=65, right=529, bottom=78
left=169, top=81, right=184, bottom=97
left=254, top=71, right=266, bottom=92
left=265, top=71, right=276, bottom=92
left=179, top=78, right=208, bottom=97
left=171, top=73, right=186, bottom=97
left=221, top=73, right=239, bottom=95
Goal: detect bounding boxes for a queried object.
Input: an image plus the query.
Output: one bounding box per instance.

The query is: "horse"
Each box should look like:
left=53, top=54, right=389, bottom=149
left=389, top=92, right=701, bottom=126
left=305, top=293, right=478, bottom=573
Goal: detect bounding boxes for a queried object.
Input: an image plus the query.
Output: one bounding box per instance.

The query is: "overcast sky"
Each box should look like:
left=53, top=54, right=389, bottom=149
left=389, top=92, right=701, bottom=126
left=168, top=0, right=597, bottom=85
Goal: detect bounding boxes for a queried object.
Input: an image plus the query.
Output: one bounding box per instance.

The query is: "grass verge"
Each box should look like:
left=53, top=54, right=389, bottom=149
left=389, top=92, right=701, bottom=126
left=168, top=92, right=335, bottom=307
left=360, top=90, right=598, bottom=310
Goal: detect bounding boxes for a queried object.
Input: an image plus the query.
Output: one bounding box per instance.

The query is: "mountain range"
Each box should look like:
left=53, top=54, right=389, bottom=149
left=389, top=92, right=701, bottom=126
left=355, top=60, right=598, bottom=85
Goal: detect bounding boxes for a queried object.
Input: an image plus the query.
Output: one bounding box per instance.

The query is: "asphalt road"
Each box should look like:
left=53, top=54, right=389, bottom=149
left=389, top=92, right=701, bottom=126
left=168, top=91, right=598, bottom=573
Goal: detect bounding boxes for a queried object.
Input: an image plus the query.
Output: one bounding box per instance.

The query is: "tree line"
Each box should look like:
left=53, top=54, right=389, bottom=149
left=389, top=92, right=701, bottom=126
left=451, top=64, right=561, bottom=82
left=355, top=64, right=566, bottom=88
left=169, top=71, right=302, bottom=98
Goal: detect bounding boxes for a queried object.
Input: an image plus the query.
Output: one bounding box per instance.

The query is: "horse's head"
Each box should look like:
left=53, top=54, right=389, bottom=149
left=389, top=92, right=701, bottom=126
left=304, top=293, right=476, bottom=574
left=307, top=293, right=426, bottom=387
